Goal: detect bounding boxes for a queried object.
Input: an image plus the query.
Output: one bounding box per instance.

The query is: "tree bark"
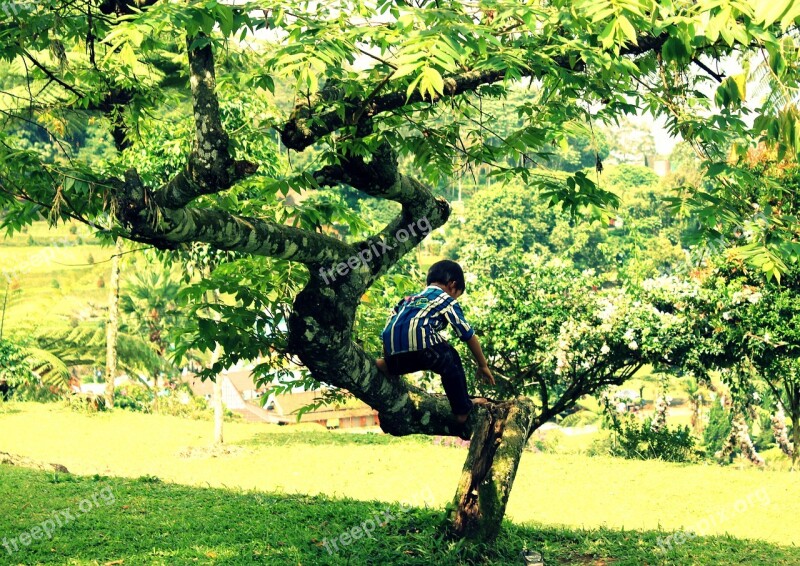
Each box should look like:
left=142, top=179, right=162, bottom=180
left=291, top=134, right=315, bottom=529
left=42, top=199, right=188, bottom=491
left=211, top=290, right=224, bottom=447
left=104, top=237, right=122, bottom=408
left=447, top=398, right=536, bottom=540
left=791, top=406, right=799, bottom=471
left=212, top=352, right=224, bottom=446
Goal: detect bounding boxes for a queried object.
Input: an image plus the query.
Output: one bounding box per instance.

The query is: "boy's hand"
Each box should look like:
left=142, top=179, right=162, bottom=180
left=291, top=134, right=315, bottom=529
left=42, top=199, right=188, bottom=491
left=476, top=364, right=495, bottom=385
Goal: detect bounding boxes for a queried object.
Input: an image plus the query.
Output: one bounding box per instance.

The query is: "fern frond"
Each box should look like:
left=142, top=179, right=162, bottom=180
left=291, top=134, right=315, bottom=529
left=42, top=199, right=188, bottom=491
left=21, top=346, right=70, bottom=392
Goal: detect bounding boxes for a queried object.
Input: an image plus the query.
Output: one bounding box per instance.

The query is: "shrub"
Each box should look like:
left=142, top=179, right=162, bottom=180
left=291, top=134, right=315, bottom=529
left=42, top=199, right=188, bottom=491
left=528, top=429, right=563, bottom=453
left=753, top=412, right=776, bottom=453
left=114, top=382, right=236, bottom=421
left=114, top=382, right=153, bottom=413
left=609, top=416, right=698, bottom=462
left=66, top=392, right=108, bottom=413
left=703, top=402, right=732, bottom=456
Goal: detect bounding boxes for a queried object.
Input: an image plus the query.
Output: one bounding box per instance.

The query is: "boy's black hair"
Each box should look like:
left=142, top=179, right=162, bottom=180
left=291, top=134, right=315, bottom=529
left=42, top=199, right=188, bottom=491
left=427, top=259, right=466, bottom=292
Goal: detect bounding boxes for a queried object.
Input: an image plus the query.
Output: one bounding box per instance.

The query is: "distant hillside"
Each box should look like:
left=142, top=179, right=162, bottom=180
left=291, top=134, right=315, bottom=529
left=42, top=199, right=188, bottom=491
left=1, top=221, right=111, bottom=334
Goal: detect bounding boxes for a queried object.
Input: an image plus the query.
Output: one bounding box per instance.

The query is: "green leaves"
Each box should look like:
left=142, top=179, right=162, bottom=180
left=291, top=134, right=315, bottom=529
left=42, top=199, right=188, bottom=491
left=714, top=74, right=747, bottom=109
left=661, top=36, right=692, bottom=65
left=753, top=0, right=800, bottom=29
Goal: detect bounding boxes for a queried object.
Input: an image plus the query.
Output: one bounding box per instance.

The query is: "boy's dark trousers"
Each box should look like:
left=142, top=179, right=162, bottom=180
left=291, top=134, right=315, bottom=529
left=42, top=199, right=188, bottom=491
left=383, top=342, right=473, bottom=415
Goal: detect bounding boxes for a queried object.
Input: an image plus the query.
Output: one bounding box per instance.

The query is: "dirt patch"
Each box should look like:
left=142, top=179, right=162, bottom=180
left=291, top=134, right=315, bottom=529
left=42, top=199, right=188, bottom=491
left=176, top=445, right=248, bottom=459
left=0, top=451, right=69, bottom=473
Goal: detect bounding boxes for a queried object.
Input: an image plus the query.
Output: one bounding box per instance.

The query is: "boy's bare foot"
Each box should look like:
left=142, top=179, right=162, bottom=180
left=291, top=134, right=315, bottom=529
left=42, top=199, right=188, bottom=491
left=471, top=397, right=492, bottom=406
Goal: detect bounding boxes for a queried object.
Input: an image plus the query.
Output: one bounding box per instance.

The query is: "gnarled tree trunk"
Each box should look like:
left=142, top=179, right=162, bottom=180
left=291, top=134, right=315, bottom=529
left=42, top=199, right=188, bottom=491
left=448, top=398, right=536, bottom=540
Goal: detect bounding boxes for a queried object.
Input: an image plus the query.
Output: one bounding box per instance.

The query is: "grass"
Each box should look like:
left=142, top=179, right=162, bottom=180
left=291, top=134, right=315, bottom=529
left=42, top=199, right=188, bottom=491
left=2, top=464, right=799, bottom=565
left=2, top=402, right=800, bottom=564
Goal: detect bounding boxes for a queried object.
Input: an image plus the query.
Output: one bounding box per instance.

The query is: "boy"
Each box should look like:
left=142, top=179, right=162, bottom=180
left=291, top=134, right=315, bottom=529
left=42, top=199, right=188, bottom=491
left=376, top=259, right=494, bottom=423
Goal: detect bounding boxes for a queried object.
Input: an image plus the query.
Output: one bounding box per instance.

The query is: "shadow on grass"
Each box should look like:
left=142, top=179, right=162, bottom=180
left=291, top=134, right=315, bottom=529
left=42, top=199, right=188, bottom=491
left=0, top=465, right=797, bottom=565
left=235, top=430, right=431, bottom=448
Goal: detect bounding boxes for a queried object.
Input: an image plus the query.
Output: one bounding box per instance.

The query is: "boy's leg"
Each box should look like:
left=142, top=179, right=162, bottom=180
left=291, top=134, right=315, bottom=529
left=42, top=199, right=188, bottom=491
left=424, top=343, right=473, bottom=422
left=382, top=350, right=429, bottom=378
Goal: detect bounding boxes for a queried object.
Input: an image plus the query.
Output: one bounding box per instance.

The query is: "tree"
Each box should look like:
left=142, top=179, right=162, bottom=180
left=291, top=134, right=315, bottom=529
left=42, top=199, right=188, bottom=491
left=710, top=274, right=800, bottom=469
left=2, top=0, right=800, bottom=542
left=105, top=237, right=123, bottom=407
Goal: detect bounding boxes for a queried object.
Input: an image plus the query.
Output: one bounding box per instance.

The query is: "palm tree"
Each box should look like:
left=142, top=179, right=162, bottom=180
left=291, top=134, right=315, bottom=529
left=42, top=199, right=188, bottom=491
left=119, top=264, right=183, bottom=409
left=105, top=237, right=123, bottom=407
left=120, top=267, right=182, bottom=355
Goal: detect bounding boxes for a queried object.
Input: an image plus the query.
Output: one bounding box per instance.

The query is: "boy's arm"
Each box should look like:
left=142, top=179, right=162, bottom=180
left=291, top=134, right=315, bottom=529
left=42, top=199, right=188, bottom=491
left=466, top=335, right=495, bottom=385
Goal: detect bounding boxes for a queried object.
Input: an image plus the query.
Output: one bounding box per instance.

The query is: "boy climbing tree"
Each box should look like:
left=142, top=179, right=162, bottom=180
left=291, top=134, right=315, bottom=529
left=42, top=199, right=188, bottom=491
left=376, top=260, right=495, bottom=424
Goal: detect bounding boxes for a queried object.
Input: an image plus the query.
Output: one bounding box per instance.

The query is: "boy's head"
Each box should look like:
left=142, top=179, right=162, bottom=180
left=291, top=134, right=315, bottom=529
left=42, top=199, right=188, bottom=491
left=427, top=260, right=466, bottom=297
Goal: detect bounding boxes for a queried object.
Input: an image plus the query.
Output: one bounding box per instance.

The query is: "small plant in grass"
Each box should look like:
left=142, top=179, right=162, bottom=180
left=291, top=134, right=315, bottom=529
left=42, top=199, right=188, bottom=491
left=114, top=382, right=153, bottom=413
left=51, top=278, right=60, bottom=289
left=69, top=225, right=78, bottom=235
left=86, top=253, right=94, bottom=265
left=602, top=397, right=698, bottom=462
left=66, top=392, right=108, bottom=413
left=704, top=402, right=733, bottom=456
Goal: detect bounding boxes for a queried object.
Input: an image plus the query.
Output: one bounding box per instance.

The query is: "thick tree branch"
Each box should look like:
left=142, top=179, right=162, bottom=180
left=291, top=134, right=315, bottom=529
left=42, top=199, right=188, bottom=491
left=311, top=143, right=449, bottom=284
left=154, top=35, right=257, bottom=209
left=113, top=170, right=354, bottom=263
left=99, top=0, right=159, bottom=16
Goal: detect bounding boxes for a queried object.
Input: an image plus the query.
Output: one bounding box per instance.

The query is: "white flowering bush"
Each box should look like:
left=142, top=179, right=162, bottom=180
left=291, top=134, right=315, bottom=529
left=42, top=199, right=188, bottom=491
left=466, top=254, right=705, bottom=420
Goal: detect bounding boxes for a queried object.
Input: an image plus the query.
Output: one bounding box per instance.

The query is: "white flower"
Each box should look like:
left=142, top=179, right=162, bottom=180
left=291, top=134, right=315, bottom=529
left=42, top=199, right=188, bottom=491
left=747, top=292, right=762, bottom=304
left=600, top=343, right=610, bottom=355
left=765, top=332, right=771, bottom=343
left=628, top=340, right=639, bottom=351
left=597, top=299, right=618, bottom=322
left=722, top=312, right=732, bottom=320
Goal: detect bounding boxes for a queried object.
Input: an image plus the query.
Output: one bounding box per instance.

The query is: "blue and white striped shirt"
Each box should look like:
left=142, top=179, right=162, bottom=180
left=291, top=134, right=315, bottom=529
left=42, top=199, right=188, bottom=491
left=381, top=285, right=475, bottom=355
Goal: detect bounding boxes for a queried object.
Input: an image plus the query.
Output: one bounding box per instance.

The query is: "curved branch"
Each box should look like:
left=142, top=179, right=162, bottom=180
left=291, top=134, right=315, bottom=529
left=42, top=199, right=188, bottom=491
left=311, top=143, right=449, bottom=283
left=280, top=33, right=671, bottom=151
left=113, top=170, right=354, bottom=264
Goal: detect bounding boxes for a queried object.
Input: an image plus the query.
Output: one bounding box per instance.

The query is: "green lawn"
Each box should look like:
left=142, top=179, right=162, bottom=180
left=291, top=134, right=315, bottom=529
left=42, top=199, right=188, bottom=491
left=1, top=464, right=798, bottom=565
left=1, top=402, right=799, bottom=565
